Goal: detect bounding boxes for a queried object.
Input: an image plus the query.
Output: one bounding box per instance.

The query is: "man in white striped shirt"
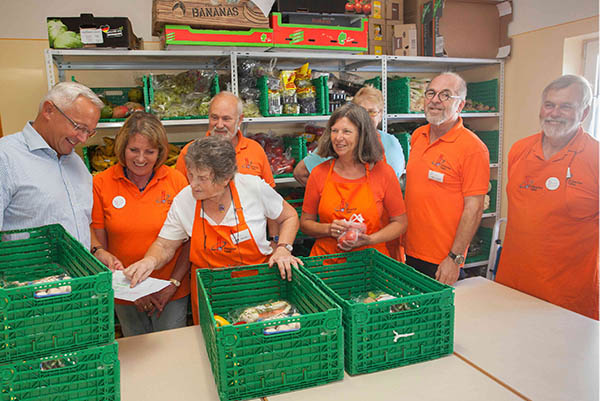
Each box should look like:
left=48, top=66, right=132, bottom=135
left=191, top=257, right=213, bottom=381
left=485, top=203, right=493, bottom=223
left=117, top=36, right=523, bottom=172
left=0, top=82, right=103, bottom=248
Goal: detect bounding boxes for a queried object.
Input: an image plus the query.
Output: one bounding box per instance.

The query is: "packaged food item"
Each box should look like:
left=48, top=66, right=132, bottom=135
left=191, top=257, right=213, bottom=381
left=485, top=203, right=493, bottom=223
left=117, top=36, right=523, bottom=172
left=1, top=273, right=72, bottom=298
left=228, top=300, right=301, bottom=335
left=352, top=290, right=412, bottom=312
left=337, top=213, right=367, bottom=249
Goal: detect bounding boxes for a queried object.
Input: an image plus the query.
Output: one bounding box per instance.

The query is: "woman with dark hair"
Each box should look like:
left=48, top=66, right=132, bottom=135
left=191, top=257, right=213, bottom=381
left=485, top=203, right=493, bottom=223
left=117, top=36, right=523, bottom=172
left=300, top=102, right=407, bottom=256
left=124, top=136, right=302, bottom=324
left=90, top=112, right=189, bottom=336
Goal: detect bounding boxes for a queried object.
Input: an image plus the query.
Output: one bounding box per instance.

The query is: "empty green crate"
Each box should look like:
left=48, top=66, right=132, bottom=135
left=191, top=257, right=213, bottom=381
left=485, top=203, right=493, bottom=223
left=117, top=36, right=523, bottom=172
left=466, top=79, right=498, bottom=112
left=259, top=75, right=327, bottom=117
left=393, top=132, right=411, bottom=162
left=197, top=264, right=343, bottom=401
left=300, top=249, right=454, bottom=375
left=0, top=224, right=114, bottom=363
left=484, top=180, right=498, bottom=214
left=144, top=72, right=220, bottom=120
left=466, top=226, right=493, bottom=264
left=387, top=77, right=411, bottom=114
left=0, top=342, right=120, bottom=401
left=475, top=130, right=499, bottom=164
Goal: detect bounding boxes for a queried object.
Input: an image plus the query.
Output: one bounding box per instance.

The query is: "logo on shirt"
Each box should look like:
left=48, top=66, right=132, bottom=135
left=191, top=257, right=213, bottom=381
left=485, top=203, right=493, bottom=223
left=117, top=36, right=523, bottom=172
left=155, top=191, right=174, bottom=205
left=519, top=177, right=543, bottom=191
left=241, top=158, right=259, bottom=172
left=431, top=154, right=451, bottom=171
left=210, top=236, right=237, bottom=253
left=335, top=200, right=357, bottom=214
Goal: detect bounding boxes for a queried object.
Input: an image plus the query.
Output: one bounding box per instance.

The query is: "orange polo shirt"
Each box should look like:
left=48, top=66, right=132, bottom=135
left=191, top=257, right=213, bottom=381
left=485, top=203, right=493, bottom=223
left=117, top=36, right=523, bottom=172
left=175, top=130, right=275, bottom=187
left=404, top=118, right=490, bottom=264
left=497, top=128, right=599, bottom=320
left=92, top=164, right=189, bottom=304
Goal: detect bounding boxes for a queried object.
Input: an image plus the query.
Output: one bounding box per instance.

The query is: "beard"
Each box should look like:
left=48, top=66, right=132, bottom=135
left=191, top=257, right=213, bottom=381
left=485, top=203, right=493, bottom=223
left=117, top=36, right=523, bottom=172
left=425, top=101, right=459, bottom=126
left=210, top=124, right=237, bottom=140
left=540, top=117, right=579, bottom=139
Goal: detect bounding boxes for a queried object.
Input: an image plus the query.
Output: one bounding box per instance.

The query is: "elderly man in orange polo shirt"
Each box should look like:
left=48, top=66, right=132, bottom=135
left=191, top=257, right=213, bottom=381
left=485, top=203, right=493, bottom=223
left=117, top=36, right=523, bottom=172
left=497, top=75, right=599, bottom=320
left=404, top=72, right=490, bottom=285
left=175, top=91, right=274, bottom=187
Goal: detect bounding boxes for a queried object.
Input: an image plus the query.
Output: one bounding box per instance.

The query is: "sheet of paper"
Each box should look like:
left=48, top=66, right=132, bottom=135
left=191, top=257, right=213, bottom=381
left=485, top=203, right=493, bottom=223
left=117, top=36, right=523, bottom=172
left=112, top=270, right=171, bottom=302
left=250, top=0, right=276, bottom=17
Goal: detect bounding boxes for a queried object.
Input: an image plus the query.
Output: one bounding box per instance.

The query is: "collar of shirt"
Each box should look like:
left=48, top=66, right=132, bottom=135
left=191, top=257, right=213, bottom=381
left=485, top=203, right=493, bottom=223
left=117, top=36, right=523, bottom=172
left=530, top=126, right=586, bottom=161
left=420, top=117, right=465, bottom=145
left=205, top=129, right=248, bottom=154
left=112, top=163, right=169, bottom=185
left=22, top=122, right=54, bottom=153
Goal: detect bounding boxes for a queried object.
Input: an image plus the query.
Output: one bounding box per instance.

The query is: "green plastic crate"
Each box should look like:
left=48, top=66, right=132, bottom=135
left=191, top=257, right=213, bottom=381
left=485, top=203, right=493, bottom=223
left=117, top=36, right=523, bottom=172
left=0, top=224, right=114, bottom=363
left=300, top=249, right=454, bottom=375
left=274, top=136, right=307, bottom=179
left=466, top=79, right=498, bottom=112
left=258, top=75, right=327, bottom=117
left=0, top=342, right=120, bottom=401
left=364, top=76, right=382, bottom=90
left=387, top=77, right=411, bottom=114
left=475, top=130, right=499, bottom=164
left=144, top=72, right=220, bottom=120
left=393, top=132, right=411, bottom=162
left=484, top=179, right=498, bottom=214
left=197, top=264, right=343, bottom=401
left=466, top=226, right=493, bottom=264
left=90, top=86, right=145, bottom=123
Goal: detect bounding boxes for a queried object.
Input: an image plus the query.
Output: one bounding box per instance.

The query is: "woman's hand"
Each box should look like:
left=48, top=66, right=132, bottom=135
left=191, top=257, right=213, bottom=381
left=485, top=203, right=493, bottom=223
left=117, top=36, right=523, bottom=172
left=124, top=257, right=157, bottom=288
left=149, top=284, right=178, bottom=317
left=95, top=248, right=124, bottom=271
left=268, top=246, right=303, bottom=281
left=338, top=232, right=372, bottom=251
left=330, top=219, right=350, bottom=238
left=134, top=294, right=156, bottom=316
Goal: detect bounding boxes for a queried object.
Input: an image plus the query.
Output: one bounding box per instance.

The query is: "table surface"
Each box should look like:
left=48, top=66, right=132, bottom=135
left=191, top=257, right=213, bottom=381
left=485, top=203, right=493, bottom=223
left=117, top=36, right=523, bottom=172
left=116, top=277, right=599, bottom=401
left=453, top=277, right=599, bottom=401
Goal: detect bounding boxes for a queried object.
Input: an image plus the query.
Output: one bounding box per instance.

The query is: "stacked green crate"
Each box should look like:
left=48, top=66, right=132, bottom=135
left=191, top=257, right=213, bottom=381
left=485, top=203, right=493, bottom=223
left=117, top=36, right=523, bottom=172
left=301, top=249, right=454, bottom=375
left=258, top=75, right=328, bottom=117
left=0, top=224, right=119, bottom=399
left=197, top=264, right=343, bottom=401
left=475, top=130, right=499, bottom=163
left=465, top=79, right=498, bottom=112
left=466, top=226, right=493, bottom=264
left=393, top=132, right=411, bottom=162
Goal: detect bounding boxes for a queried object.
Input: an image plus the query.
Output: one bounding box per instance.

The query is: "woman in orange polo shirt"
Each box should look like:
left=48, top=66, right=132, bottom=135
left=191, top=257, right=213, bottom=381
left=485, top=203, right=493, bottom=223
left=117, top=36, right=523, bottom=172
left=123, top=136, right=302, bottom=324
left=90, top=112, right=189, bottom=337
left=300, top=103, right=407, bottom=256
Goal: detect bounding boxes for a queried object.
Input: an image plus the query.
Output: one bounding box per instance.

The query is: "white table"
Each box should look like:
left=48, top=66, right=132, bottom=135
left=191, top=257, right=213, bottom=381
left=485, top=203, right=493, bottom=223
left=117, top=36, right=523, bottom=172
left=454, top=277, right=600, bottom=401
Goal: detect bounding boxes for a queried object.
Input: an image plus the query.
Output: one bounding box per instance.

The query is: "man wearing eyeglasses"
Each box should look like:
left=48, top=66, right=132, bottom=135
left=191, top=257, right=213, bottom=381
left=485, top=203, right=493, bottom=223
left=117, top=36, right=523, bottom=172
left=404, top=72, right=490, bottom=285
left=0, top=82, right=103, bottom=248
left=496, top=75, right=598, bottom=320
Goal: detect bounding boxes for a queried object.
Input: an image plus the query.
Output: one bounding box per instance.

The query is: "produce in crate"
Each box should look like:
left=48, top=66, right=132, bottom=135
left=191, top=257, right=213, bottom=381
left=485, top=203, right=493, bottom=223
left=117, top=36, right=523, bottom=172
left=228, top=300, right=301, bottom=334
left=150, top=70, right=215, bottom=118
left=409, top=78, right=430, bottom=113
left=90, top=136, right=118, bottom=172
left=248, top=132, right=296, bottom=175
left=165, top=143, right=181, bottom=167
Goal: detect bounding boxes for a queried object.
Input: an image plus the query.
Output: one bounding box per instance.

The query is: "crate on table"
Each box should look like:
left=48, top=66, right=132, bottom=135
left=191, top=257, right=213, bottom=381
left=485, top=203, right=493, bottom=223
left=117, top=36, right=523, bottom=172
left=466, top=226, right=493, bottom=264
left=0, top=342, right=120, bottom=401
left=475, top=130, right=499, bottom=164
left=300, top=249, right=454, bottom=375
left=0, top=224, right=114, bottom=363
left=197, top=264, right=343, bottom=401
left=258, top=75, right=328, bottom=117
left=465, top=79, right=498, bottom=112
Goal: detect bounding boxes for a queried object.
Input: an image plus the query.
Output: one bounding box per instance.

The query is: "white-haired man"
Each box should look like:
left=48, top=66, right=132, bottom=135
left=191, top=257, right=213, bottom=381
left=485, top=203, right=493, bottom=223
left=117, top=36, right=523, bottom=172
left=0, top=82, right=102, bottom=248
left=497, top=75, right=598, bottom=320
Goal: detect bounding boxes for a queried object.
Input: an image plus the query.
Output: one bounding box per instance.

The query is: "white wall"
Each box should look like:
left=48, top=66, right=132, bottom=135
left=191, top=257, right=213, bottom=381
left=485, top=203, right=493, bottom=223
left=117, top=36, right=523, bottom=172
left=509, top=0, right=598, bottom=36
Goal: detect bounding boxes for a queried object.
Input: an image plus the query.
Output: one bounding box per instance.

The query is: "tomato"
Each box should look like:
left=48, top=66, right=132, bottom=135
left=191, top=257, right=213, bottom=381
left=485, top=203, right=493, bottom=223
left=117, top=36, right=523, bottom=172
left=354, top=2, right=362, bottom=13
left=345, top=2, right=355, bottom=12
left=339, top=229, right=358, bottom=243
left=362, top=2, right=372, bottom=14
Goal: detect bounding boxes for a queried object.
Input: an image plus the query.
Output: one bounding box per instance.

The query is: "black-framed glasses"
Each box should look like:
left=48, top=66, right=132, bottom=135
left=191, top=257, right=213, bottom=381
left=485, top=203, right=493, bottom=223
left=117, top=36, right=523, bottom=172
left=51, top=102, right=96, bottom=138
left=424, top=89, right=463, bottom=102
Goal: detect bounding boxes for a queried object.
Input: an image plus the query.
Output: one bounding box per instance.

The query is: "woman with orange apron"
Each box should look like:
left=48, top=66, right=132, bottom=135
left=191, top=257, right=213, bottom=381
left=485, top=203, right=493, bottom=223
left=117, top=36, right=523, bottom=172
left=300, top=103, right=407, bottom=256
left=123, top=136, right=302, bottom=324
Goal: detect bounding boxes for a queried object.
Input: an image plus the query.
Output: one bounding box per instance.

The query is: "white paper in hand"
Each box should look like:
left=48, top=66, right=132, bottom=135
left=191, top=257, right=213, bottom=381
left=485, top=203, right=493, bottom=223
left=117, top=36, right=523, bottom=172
left=112, top=270, right=171, bottom=302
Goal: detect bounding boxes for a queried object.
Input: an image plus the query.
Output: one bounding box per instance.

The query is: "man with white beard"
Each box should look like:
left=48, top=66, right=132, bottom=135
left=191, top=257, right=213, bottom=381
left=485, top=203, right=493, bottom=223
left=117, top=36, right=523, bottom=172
left=497, top=75, right=599, bottom=320
left=404, top=72, right=490, bottom=285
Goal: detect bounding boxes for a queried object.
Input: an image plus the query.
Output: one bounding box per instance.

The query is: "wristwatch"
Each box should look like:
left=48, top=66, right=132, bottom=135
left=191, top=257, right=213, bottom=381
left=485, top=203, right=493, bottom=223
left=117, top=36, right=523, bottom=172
left=169, top=278, right=181, bottom=287
left=277, top=243, right=293, bottom=252
left=90, top=246, right=103, bottom=255
left=448, top=251, right=465, bottom=265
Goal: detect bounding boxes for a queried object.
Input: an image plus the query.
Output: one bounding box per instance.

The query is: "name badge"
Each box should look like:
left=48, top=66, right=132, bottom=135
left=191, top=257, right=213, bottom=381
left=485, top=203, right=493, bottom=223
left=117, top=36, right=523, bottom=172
left=428, top=170, right=444, bottom=183
left=231, top=229, right=252, bottom=244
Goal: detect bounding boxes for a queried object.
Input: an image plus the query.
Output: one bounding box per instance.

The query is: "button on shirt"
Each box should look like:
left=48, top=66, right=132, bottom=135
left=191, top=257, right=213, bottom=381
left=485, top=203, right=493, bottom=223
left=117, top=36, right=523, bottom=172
left=0, top=122, right=92, bottom=248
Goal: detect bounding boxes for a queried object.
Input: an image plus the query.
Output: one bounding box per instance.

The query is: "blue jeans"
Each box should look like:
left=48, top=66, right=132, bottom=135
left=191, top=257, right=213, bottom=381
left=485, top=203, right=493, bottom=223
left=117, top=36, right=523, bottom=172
left=115, top=295, right=189, bottom=337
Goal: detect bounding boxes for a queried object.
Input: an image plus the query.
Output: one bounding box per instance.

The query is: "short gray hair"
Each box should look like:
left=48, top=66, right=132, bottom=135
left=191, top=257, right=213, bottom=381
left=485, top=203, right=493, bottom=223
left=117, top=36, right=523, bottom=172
left=184, top=136, right=237, bottom=183
left=40, top=82, right=104, bottom=112
left=431, top=72, right=467, bottom=100
left=542, top=74, right=593, bottom=110
left=209, top=91, right=243, bottom=117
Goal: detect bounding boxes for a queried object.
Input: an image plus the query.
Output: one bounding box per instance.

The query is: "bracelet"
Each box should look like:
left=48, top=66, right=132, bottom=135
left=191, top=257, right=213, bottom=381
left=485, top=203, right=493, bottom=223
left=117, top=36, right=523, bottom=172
left=169, top=278, right=181, bottom=287
left=91, top=246, right=103, bottom=255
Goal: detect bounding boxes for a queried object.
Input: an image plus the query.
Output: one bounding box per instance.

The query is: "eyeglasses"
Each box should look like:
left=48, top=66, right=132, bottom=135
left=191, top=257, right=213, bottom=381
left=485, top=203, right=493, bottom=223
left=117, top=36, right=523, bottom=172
left=424, top=89, right=463, bottom=102
left=51, top=102, right=96, bottom=138
left=366, top=109, right=382, bottom=117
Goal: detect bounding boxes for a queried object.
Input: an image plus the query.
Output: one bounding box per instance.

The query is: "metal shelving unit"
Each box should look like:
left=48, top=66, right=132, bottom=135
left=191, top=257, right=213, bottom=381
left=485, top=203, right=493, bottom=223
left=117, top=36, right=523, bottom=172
left=45, top=49, right=504, bottom=271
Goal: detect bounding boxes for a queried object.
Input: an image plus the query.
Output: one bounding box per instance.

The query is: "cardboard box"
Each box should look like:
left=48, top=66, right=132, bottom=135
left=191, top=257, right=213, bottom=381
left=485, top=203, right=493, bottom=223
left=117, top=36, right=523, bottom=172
left=403, top=0, right=427, bottom=55
left=47, top=14, right=142, bottom=49
left=385, top=0, right=404, bottom=21
left=439, top=0, right=512, bottom=58
left=393, top=24, right=417, bottom=56
left=368, top=40, right=390, bottom=55
left=162, top=24, right=273, bottom=50
left=276, top=0, right=347, bottom=13
left=368, top=17, right=386, bottom=42
left=152, top=0, right=270, bottom=36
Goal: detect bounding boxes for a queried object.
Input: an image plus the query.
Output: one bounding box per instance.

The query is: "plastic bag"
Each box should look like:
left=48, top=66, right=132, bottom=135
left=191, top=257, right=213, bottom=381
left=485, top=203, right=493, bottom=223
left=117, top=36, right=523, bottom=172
left=1, top=273, right=72, bottom=298
left=228, top=299, right=301, bottom=335
left=337, top=213, right=367, bottom=249
left=352, top=290, right=411, bottom=312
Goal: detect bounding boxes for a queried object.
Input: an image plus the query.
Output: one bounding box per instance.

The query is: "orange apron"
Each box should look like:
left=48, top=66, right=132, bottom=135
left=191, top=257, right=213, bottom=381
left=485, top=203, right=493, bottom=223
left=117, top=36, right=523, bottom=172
left=310, top=160, right=389, bottom=257
left=189, top=181, right=268, bottom=324
left=497, top=141, right=599, bottom=320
